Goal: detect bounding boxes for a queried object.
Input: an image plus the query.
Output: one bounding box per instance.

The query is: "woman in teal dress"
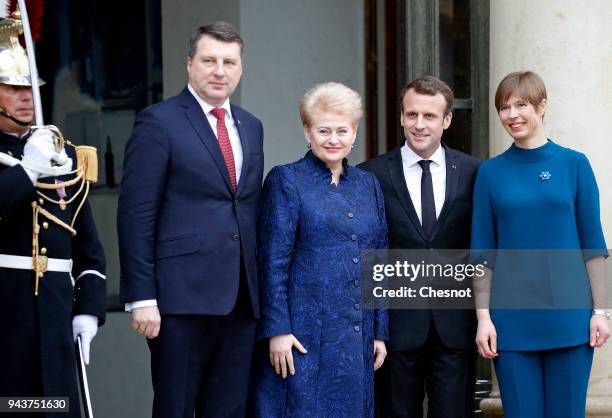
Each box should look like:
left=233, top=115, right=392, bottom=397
left=252, top=82, right=388, bottom=417
left=472, top=71, right=609, bottom=418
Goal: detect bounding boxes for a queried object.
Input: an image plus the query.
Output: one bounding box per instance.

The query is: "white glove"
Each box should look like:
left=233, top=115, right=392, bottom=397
left=20, top=129, right=58, bottom=184
left=55, top=149, right=69, bottom=166
left=72, top=314, right=99, bottom=365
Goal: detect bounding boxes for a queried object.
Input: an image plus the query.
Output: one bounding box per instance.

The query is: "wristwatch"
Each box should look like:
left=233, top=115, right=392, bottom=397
left=592, top=309, right=610, bottom=320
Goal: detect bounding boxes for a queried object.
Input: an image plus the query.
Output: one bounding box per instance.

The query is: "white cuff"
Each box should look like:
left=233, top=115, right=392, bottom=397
left=125, top=299, right=158, bottom=312
left=76, top=270, right=106, bottom=281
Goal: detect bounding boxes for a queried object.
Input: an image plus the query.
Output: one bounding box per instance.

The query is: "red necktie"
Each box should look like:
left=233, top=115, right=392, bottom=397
left=211, top=108, right=237, bottom=192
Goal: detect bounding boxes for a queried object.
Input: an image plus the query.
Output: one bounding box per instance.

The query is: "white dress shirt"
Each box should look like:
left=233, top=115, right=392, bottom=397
left=125, top=86, right=244, bottom=312
left=400, top=143, right=446, bottom=225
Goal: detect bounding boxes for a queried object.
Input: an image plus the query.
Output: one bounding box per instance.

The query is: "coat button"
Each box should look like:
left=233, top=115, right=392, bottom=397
left=38, top=198, right=44, bottom=205
left=232, top=234, right=239, bottom=241
left=41, top=247, right=47, bottom=255
left=352, top=257, right=359, bottom=264
left=353, top=280, right=360, bottom=287
left=350, top=234, right=357, bottom=241
left=354, top=303, right=360, bottom=310
left=43, top=222, right=49, bottom=229
left=354, top=325, right=360, bottom=332
left=347, top=212, right=354, bottom=218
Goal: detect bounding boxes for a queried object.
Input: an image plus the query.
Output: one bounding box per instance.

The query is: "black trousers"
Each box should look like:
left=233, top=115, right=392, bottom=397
left=379, top=324, right=475, bottom=418
left=0, top=272, right=80, bottom=418
left=148, top=275, right=256, bottom=418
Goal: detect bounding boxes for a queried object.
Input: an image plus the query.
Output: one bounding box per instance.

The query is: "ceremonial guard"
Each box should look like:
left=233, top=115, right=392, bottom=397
left=0, top=9, right=106, bottom=418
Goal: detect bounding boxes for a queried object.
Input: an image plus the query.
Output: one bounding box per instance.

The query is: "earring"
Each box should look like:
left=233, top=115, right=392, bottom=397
left=306, top=143, right=311, bottom=149
left=351, top=145, right=355, bottom=149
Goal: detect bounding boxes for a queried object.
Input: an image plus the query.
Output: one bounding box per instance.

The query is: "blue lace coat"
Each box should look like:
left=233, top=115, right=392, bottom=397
left=252, top=152, right=389, bottom=418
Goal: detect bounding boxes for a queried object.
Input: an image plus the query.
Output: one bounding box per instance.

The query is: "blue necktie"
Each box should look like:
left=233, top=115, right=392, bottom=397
left=418, top=160, right=436, bottom=238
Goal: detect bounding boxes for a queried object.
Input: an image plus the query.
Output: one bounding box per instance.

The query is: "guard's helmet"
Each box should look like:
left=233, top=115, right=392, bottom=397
left=0, top=15, right=44, bottom=86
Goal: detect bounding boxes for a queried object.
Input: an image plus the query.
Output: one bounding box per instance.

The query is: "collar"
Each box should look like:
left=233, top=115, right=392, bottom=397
left=0, top=129, right=30, bottom=143
left=304, top=150, right=353, bottom=183
left=401, top=141, right=445, bottom=168
left=505, top=138, right=559, bottom=163
left=187, top=84, right=232, bottom=118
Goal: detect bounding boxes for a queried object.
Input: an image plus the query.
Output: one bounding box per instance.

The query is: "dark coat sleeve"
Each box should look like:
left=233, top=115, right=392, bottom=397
left=117, top=108, right=169, bottom=303
left=64, top=145, right=107, bottom=324
left=257, top=166, right=300, bottom=339
left=371, top=173, right=389, bottom=341
left=71, top=199, right=107, bottom=324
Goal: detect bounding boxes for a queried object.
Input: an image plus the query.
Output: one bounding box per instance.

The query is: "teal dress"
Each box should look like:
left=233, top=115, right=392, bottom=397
left=472, top=139, right=608, bottom=418
left=471, top=139, right=607, bottom=350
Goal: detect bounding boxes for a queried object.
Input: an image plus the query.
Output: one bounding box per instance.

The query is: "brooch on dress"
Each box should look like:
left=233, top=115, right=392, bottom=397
left=539, top=171, right=551, bottom=181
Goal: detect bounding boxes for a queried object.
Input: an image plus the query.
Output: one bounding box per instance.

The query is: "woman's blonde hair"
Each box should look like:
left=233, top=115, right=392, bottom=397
left=299, top=82, right=363, bottom=127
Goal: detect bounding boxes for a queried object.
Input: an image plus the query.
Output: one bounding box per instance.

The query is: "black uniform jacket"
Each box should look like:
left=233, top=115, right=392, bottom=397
left=0, top=130, right=106, bottom=418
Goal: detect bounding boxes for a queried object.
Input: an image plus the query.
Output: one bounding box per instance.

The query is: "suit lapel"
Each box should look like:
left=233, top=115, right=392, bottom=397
left=430, top=144, right=459, bottom=241
left=387, top=146, right=428, bottom=242
left=231, top=104, right=250, bottom=197
left=180, top=88, right=233, bottom=193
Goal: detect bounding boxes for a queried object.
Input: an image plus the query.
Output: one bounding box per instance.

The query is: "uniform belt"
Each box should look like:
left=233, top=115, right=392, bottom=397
left=0, top=254, right=72, bottom=272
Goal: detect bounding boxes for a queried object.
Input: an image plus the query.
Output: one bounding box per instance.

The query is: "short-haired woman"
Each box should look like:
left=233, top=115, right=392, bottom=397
left=251, top=82, right=388, bottom=417
left=472, top=71, right=609, bottom=418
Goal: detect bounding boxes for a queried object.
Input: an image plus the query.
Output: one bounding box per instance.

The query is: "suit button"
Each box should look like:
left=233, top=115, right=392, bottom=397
left=42, top=222, right=49, bottom=229
left=347, top=212, right=354, bottom=218
left=41, top=247, right=47, bottom=255
left=352, top=257, right=359, bottom=264
left=232, top=234, right=239, bottom=241
left=234, top=198, right=239, bottom=205
left=354, top=325, right=360, bottom=332
left=350, top=234, right=357, bottom=241
left=353, top=280, right=360, bottom=287
left=354, top=303, right=360, bottom=310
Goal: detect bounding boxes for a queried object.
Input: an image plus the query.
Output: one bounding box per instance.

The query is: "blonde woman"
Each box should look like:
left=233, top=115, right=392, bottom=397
left=252, top=82, right=388, bottom=417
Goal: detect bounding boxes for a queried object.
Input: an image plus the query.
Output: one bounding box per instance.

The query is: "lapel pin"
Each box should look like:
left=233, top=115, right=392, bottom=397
left=451, top=164, right=457, bottom=171
left=539, top=171, right=551, bottom=181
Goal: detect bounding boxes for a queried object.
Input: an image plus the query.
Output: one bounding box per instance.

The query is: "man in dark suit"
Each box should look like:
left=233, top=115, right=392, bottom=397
left=118, top=22, right=263, bottom=418
left=359, top=76, right=479, bottom=418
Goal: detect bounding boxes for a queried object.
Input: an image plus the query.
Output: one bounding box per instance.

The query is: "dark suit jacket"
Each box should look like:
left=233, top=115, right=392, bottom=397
left=359, top=143, right=479, bottom=351
left=118, top=87, right=263, bottom=317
